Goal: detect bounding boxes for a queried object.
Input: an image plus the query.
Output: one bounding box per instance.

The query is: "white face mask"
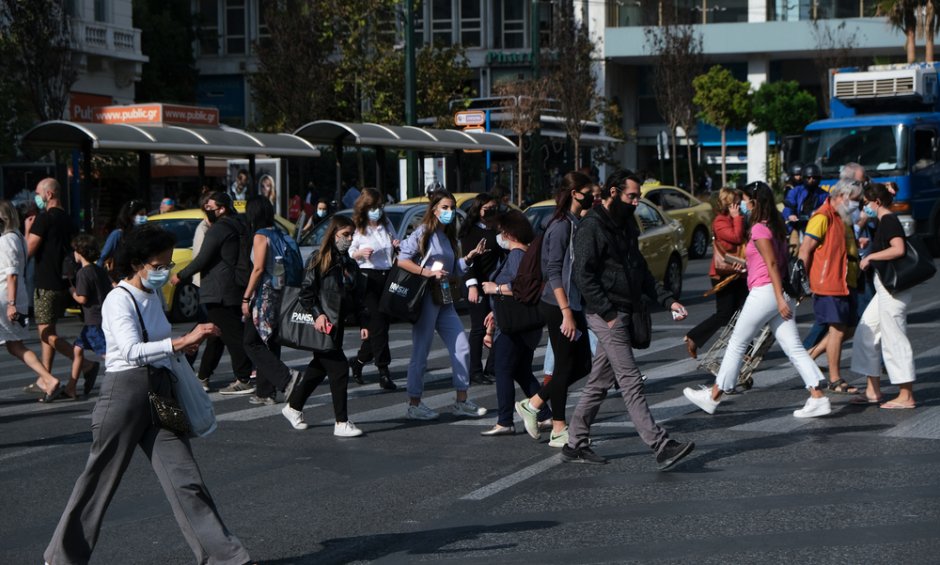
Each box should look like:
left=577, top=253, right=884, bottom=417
left=496, top=233, right=511, bottom=250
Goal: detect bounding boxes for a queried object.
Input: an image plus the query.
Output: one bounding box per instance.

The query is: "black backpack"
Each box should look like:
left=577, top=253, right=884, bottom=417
left=221, top=216, right=252, bottom=289
left=512, top=233, right=546, bottom=305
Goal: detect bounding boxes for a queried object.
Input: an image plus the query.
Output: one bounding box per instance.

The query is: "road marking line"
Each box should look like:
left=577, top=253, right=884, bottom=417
left=461, top=454, right=563, bottom=501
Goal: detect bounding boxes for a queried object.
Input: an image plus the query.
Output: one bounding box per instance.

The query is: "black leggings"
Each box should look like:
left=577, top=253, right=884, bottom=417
left=536, top=303, right=592, bottom=422
left=288, top=349, right=349, bottom=422
left=467, top=297, right=495, bottom=379
left=355, top=269, right=392, bottom=368
left=243, top=319, right=290, bottom=399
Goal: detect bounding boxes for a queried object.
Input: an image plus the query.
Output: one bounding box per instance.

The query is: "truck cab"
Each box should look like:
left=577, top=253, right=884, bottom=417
left=799, top=64, right=940, bottom=250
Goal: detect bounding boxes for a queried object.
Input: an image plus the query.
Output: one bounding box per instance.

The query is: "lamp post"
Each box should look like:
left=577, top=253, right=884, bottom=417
left=404, top=0, right=418, bottom=198
left=528, top=0, right=542, bottom=203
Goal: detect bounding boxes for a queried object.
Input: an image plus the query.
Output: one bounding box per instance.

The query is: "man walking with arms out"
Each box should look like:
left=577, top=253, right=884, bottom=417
left=563, top=169, right=695, bottom=470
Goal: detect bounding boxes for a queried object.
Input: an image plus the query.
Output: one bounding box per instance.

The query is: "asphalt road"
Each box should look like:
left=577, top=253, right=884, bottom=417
left=3, top=256, right=940, bottom=564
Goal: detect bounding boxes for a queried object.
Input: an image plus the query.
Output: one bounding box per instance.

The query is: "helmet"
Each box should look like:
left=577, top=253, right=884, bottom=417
left=801, top=163, right=821, bottom=180
left=787, top=162, right=804, bottom=177
left=425, top=181, right=445, bottom=198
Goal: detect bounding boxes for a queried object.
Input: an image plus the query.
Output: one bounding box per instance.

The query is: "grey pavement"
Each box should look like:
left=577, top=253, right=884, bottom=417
left=2, top=256, right=940, bottom=564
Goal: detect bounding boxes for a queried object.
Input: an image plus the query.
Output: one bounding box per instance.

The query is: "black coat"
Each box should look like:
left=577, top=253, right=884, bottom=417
left=573, top=206, right=675, bottom=322
left=176, top=215, right=246, bottom=306
left=460, top=222, right=503, bottom=287
left=298, top=249, right=367, bottom=350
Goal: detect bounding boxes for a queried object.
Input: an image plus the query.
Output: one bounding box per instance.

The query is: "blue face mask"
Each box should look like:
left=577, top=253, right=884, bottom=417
left=142, top=267, right=170, bottom=290
left=438, top=209, right=455, bottom=225
left=134, top=215, right=148, bottom=226
left=316, top=209, right=327, bottom=218
left=34, top=194, right=46, bottom=211
left=739, top=201, right=749, bottom=216
left=367, top=208, right=382, bottom=222
left=863, top=204, right=876, bottom=217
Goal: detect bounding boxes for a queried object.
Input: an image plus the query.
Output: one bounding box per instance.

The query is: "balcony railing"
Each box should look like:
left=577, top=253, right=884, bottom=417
left=608, top=0, right=880, bottom=27
left=70, top=18, right=143, bottom=57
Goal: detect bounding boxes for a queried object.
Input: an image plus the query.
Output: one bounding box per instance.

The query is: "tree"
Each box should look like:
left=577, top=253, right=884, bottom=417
left=547, top=0, right=598, bottom=170
left=416, top=45, right=475, bottom=128
left=645, top=11, right=703, bottom=191
left=250, top=1, right=339, bottom=131
left=693, top=66, right=751, bottom=187
left=495, top=79, right=550, bottom=207
left=133, top=0, right=198, bottom=103
left=878, top=0, right=919, bottom=63
left=593, top=98, right=626, bottom=169
left=0, top=0, right=76, bottom=121
left=811, top=20, right=865, bottom=115
left=751, top=81, right=817, bottom=187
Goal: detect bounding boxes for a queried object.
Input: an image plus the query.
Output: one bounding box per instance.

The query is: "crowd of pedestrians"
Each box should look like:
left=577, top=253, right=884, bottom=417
left=5, top=165, right=929, bottom=565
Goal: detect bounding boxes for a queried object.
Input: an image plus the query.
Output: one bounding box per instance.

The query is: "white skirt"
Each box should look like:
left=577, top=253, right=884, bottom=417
left=0, top=301, right=29, bottom=344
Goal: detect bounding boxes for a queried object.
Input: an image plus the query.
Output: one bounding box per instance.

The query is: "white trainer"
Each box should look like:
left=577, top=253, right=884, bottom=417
left=548, top=427, right=569, bottom=448
left=515, top=400, right=540, bottom=439
left=793, top=395, right=831, bottom=418
left=683, top=386, right=720, bottom=415
left=281, top=405, right=309, bottom=430
left=334, top=421, right=363, bottom=437
left=453, top=399, right=488, bottom=417
left=406, top=402, right=439, bottom=421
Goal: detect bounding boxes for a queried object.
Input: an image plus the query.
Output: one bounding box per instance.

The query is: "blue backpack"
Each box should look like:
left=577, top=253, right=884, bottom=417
left=258, top=227, right=304, bottom=287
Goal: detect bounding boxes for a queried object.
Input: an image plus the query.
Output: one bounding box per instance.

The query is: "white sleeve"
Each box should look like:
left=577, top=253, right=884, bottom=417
left=0, top=234, right=19, bottom=277
left=103, top=291, right=174, bottom=366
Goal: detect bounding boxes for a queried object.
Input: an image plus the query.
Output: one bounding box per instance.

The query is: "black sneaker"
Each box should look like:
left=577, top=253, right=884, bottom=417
left=350, top=357, right=365, bottom=385
left=561, top=444, right=607, bottom=465
left=656, top=440, right=694, bottom=471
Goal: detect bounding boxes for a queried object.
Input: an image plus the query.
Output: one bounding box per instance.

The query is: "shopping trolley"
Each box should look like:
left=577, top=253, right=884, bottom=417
left=696, top=309, right=776, bottom=391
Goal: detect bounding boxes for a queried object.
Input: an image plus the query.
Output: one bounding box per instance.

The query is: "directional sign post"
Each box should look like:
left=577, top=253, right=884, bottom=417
left=454, top=110, right=486, bottom=127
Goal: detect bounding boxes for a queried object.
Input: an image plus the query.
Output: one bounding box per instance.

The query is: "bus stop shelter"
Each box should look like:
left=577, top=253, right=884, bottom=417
left=292, top=120, right=518, bottom=198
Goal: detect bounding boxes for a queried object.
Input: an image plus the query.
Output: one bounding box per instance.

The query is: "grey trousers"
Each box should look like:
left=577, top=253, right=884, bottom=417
left=44, top=367, right=250, bottom=565
left=567, top=313, right=669, bottom=454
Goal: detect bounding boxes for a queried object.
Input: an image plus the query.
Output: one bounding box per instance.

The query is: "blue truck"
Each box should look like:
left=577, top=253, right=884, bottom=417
left=799, top=63, right=940, bottom=251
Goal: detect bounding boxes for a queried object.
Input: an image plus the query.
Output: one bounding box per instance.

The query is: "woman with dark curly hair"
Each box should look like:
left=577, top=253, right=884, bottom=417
left=45, top=224, right=251, bottom=565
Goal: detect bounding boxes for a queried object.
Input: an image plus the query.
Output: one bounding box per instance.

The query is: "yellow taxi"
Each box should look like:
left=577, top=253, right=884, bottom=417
left=640, top=182, right=714, bottom=259
left=399, top=192, right=521, bottom=213
left=147, top=208, right=295, bottom=322
left=523, top=198, right=689, bottom=296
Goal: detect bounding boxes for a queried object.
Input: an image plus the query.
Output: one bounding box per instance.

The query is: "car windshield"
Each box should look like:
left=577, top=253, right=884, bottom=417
left=300, top=210, right=404, bottom=248
left=525, top=207, right=555, bottom=236
left=800, top=125, right=908, bottom=177
left=150, top=219, right=201, bottom=248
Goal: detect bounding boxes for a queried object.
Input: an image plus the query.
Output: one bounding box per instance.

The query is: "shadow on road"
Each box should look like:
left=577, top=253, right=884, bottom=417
left=262, top=520, right=558, bottom=564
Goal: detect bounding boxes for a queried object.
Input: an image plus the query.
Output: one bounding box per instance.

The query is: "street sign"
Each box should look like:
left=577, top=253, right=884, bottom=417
left=454, top=110, right=486, bottom=127
left=463, top=126, right=484, bottom=153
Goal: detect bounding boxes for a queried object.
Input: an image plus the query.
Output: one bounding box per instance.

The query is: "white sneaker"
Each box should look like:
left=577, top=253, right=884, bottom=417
left=683, top=386, right=720, bottom=415
left=793, top=395, right=831, bottom=418
left=515, top=400, right=540, bottom=439
left=406, top=402, right=439, bottom=421
left=453, top=399, right=488, bottom=417
left=281, top=405, right=309, bottom=430
left=548, top=427, right=569, bottom=448
left=334, top=421, right=363, bottom=437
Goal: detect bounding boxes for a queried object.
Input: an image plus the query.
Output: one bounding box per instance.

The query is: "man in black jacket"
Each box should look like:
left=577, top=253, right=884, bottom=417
left=564, top=169, right=695, bottom=471
left=173, top=192, right=254, bottom=395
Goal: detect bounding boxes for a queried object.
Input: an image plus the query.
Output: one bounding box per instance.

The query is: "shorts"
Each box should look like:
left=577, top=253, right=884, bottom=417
left=813, top=293, right=857, bottom=326
left=33, top=288, right=67, bottom=325
left=75, top=325, right=107, bottom=356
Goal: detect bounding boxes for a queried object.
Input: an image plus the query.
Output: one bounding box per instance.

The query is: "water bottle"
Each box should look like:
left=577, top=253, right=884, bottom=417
left=273, top=256, right=285, bottom=289
left=440, top=277, right=453, bottom=305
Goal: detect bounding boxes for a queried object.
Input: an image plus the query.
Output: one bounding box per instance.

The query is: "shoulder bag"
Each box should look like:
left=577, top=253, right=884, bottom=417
left=379, top=247, right=432, bottom=322
left=876, top=234, right=937, bottom=292
left=491, top=258, right=545, bottom=334
left=277, top=284, right=338, bottom=352
left=119, top=287, right=191, bottom=436
left=629, top=300, right=652, bottom=349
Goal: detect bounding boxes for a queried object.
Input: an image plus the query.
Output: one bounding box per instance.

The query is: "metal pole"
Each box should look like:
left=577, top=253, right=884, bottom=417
left=404, top=0, right=418, bottom=198
left=197, top=155, right=206, bottom=188
left=333, top=141, right=343, bottom=207
left=248, top=155, right=257, bottom=198
left=529, top=0, right=542, bottom=203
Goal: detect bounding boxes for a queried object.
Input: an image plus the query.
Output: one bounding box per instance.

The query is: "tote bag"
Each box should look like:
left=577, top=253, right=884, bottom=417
left=492, top=295, right=544, bottom=334
left=277, top=285, right=337, bottom=352
left=379, top=249, right=432, bottom=323
left=876, top=235, right=937, bottom=292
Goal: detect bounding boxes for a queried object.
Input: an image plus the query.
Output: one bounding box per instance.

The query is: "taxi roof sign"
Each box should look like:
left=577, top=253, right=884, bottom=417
left=454, top=110, right=486, bottom=127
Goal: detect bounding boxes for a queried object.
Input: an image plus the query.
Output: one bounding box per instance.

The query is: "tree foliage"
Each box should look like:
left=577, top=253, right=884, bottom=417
left=593, top=98, right=626, bottom=169
left=0, top=0, right=76, bottom=121
left=133, top=0, right=199, bottom=104
left=495, top=79, right=551, bottom=206
left=546, top=0, right=598, bottom=169
left=693, top=65, right=751, bottom=187
left=751, top=81, right=817, bottom=138
left=645, top=11, right=703, bottom=191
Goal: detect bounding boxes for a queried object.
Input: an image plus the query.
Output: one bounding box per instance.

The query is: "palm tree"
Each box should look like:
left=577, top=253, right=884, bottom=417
left=922, top=0, right=940, bottom=62
left=879, top=0, right=919, bottom=63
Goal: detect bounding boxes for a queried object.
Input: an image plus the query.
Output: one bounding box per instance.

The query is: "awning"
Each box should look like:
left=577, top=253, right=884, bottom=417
left=20, top=120, right=321, bottom=158
left=292, top=120, right=518, bottom=153
left=151, top=154, right=228, bottom=178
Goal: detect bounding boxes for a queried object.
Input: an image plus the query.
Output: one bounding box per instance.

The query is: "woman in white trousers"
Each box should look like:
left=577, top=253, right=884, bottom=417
left=851, top=182, right=917, bottom=409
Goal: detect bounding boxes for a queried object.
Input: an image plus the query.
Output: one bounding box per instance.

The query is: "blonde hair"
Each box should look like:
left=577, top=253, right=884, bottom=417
left=716, top=187, right=740, bottom=215
left=0, top=200, right=20, bottom=234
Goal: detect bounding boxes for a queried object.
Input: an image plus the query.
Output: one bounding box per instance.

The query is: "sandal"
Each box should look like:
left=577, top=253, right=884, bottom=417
left=39, top=382, right=61, bottom=403
left=827, top=378, right=859, bottom=395
left=849, top=394, right=882, bottom=405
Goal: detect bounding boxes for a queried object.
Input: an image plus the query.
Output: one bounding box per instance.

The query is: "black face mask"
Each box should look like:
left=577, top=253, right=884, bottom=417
left=205, top=209, right=220, bottom=224
left=609, top=197, right=636, bottom=224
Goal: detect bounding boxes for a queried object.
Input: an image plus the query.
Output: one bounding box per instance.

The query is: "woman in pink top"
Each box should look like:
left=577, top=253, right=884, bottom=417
left=682, top=182, right=831, bottom=419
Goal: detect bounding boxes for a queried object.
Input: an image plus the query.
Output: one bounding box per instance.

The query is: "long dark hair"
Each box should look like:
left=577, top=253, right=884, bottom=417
left=459, top=193, right=496, bottom=238
left=313, top=215, right=355, bottom=275
left=115, top=199, right=146, bottom=232
left=746, top=182, right=786, bottom=243
left=244, top=196, right=275, bottom=233
left=418, top=190, right=459, bottom=257
left=352, top=187, right=383, bottom=234
left=552, top=171, right=592, bottom=222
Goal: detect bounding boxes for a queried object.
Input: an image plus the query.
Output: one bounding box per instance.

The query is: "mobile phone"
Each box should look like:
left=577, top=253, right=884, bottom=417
left=324, top=321, right=334, bottom=334
left=430, top=260, right=444, bottom=272
left=561, top=325, right=583, bottom=341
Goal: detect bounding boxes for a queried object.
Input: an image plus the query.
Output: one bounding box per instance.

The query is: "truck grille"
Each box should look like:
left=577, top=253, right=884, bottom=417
left=835, top=76, right=916, bottom=99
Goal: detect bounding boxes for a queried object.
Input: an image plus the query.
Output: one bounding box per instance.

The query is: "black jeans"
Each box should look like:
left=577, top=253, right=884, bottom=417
left=467, top=297, right=496, bottom=379
left=537, top=303, right=592, bottom=422
left=493, top=330, right=550, bottom=426
left=355, top=269, right=392, bottom=368
left=243, top=318, right=291, bottom=399
left=288, top=349, right=349, bottom=422
left=686, top=277, right=748, bottom=349
left=200, top=303, right=253, bottom=381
